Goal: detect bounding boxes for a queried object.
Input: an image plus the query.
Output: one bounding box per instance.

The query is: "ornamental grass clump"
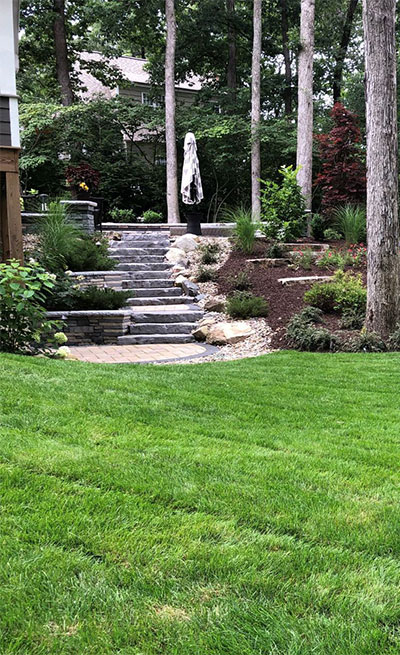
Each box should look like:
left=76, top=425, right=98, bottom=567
left=334, top=204, right=366, bottom=244
left=224, top=207, right=257, bottom=253
left=0, top=260, right=60, bottom=354
left=226, top=291, right=269, bottom=319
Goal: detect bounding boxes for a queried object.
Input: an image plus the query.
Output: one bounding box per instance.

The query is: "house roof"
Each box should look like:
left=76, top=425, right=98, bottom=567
left=78, top=52, right=203, bottom=99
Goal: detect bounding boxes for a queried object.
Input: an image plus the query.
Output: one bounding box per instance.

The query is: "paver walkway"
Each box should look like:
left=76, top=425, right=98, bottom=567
left=68, top=343, right=211, bottom=364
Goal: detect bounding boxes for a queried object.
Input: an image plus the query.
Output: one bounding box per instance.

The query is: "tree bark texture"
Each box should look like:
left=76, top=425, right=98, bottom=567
left=333, top=0, right=359, bottom=104
left=226, top=0, right=237, bottom=98
left=363, top=0, right=399, bottom=338
left=165, top=0, right=180, bottom=223
left=251, top=0, right=262, bottom=222
left=279, top=0, right=292, bottom=115
left=296, top=0, right=315, bottom=217
left=53, top=0, right=74, bottom=106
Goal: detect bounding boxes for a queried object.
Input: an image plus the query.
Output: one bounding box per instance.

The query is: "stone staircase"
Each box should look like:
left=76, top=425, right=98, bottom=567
left=108, top=231, right=203, bottom=344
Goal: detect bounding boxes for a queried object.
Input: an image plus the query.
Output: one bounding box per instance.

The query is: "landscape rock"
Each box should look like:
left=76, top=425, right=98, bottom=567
left=206, top=321, right=253, bottom=345
left=182, top=279, right=199, bottom=297
left=192, top=325, right=210, bottom=342
left=165, top=247, right=188, bottom=267
left=174, top=274, right=187, bottom=287
left=174, top=234, right=199, bottom=252
left=204, top=298, right=226, bottom=313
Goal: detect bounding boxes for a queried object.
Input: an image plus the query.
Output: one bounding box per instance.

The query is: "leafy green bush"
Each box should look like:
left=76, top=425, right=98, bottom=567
left=388, top=325, right=400, bottom=351
left=226, top=291, right=269, bottom=319
left=109, top=208, right=136, bottom=223
left=200, top=243, right=220, bottom=265
left=64, top=235, right=115, bottom=272
left=225, top=207, right=257, bottom=254
left=46, top=285, right=130, bottom=311
left=196, top=266, right=218, bottom=282
left=265, top=242, right=284, bottom=258
left=0, top=260, right=60, bottom=354
left=228, top=270, right=252, bottom=291
left=311, top=214, right=326, bottom=241
left=290, top=247, right=314, bottom=271
left=334, top=204, right=366, bottom=244
left=286, top=308, right=337, bottom=352
left=340, top=308, right=365, bottom=330
left=142, top=210, right=163, bottom=223
left=323, top=228, right=342, bottom=241
left=344, top=329, right=387, bottom=353
left=36, top=201, right=81, bottom=273
left=304, top=271, right=366, bottom=314
left=260, top=165, right=306, bottom=241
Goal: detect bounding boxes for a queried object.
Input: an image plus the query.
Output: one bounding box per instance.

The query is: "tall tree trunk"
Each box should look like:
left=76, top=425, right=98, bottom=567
left=333, top=0, right=359, bottom=104
left=165, top=0, right=180, bottom=223
left=296, top=0, right=315, bottom=225
left=226, top=0, right=237, bottom=99
left=279, top=0, right=292, bottom=115
left=363, top=0, right=399, bottom=339
left=53, top=0, right=74, bottom=106
left=251, top=0, right=262, bottom=222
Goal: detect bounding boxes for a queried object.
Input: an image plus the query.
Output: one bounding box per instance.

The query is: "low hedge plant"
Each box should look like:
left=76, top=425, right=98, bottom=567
left=226, top=291, right=269, bottom=319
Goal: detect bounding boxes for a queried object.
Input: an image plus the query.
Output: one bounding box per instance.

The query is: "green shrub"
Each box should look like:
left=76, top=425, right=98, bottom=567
left=46, top=285, right=130, bottom=311
left=65, top=235, right=115, bottom=272
left=334, top=204, right=366, bottom=244
left=340, top=308, right=365, bottom=330
left=109, top=208, right=136, bottom=223
left=344, top=329, right=387, bottom=353
left=316, top=245, right=366, bottom=270
left=387, top=325, right=400, bottom=351
left=228, top=270, right=252, bottom=291
left=196, top=266, right=218, bottom=282
left=290, top=247, right=314, bottom=271
left=142, top=210, right=163, bottom=223
left=304, top=271, right=366, bottom=314
left=323, top=228, right=342, bottom=241
left=226, top=291, right=269, bottom=319
left=0, top=260, right=60, bottom=354
left=224, top=207, right=257, bottom=253
left=200, top=243, right=220, bottom=265
left=260, top=165, right=306, bottom=241
left=36, top=201, right=81, bottom=273
left=311, top=214, right=326, bottom=241
left=286, top=308, right=337, bottom=352
left=265, top=242, right=284, bottom=258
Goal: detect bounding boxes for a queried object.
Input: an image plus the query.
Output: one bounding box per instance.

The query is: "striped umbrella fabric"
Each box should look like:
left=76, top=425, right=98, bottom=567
left=181, top=132, right=204, bottom=205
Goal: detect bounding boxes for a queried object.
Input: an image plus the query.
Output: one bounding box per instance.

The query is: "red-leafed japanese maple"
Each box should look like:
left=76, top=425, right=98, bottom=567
left=315, top=103, right=366, bottom=214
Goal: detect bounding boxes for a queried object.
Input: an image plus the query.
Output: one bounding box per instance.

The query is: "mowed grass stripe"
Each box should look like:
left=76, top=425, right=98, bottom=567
left=1, top=352, right=400, bottom=653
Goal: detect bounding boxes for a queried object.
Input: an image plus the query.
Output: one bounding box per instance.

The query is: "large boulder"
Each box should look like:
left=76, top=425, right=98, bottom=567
left=174, top=234, right=199, bottom=252
left=206, top=321, right=253, bottom=345
left=192, top=325, right=209, bottom=342
left=182, top=279, right=199, bottom=297
left=166, top=248, right=188, bottom=267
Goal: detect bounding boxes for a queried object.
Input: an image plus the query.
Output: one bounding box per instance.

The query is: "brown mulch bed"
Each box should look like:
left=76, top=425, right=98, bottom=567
left=216, top=242, right=366, bottom=349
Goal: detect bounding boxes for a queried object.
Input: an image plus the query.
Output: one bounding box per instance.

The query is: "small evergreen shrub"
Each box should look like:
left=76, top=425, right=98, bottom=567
left=265, top=242, right=284, bottom=259
left=65, top=235, right=115, bottom=272
left=260, top=165, right=306, bottom=241
left=323, top=228, right=342, bottom=241
left=109, top=208, right=136, bottom=223
left=142, top=210, right=163, bottom=223
left=387, top=325, right=400, bottom=351
left=226, top=291, right=269, bottom=319
left=200, top=243, right=220, bottom=265
left=46, top=286, right=130, bottom=311
left=228, top=271, right=252, bottom=291
left=304, top=271, right=366, bottom=314
left=196, top=266, right=218, bottom=282
left=344, top=329, right=387, bottom=353
left=340, top=308, right=365, bottom=330
left=286, top=309, right=337, bottom=352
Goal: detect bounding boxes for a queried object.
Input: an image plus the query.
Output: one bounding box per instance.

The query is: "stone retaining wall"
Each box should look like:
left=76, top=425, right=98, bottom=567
left=47, top=310, right=131, bottom=345
left=70, top=271, right=125, bottom=290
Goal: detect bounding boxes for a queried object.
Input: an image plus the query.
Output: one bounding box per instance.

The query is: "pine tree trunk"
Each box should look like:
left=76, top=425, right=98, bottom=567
left=333, top=0, right=359, bottom=104
left=279, top=0, right=292, bottom=115
left=165, top=0, right=180, bottom=223
left=226, top=0, right=237, bottom=99
left=363, top=0, right=399, bottom=339
left=296, top=0, right=315, bottom=220
left=251, top=0, right=262, bottom=222
left=53, top=0, right=74, bottom=106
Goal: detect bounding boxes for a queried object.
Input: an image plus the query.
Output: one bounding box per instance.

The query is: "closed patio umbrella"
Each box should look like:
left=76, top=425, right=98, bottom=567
left=181, top=132, right=203, bottom=234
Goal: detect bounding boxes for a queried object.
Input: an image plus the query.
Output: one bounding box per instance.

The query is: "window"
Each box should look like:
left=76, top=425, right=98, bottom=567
left=0, top=97, right=11, bottom=147
left=142, top=92, right=165, bottom=108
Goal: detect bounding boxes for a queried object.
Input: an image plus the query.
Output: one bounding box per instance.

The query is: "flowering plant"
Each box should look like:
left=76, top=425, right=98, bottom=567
left=66, top=163, right=100, bottom=192
left=316, top=245, right=367, bottom=270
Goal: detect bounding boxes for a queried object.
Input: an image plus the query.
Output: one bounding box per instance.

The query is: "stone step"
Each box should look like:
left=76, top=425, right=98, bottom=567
left=131, top=309, right=203, bottom=324
left=122, top=278, right=175, bottom=289
left=129, top=322, right=198, bottom=335
left=116, top=239, right=170, bottom=248
left=132, top=287, right=183, bottom=298
left=282, top=243, right=329, bottom=252
left=118, top=334, right=194, bottom=345
left=278, top=275, right=333, bottom=287
left=116, top=264, right=172, bottom=286
left=110, top=254, right=165, bottom=263
left=127, top=296, right=192, bottom=306
left=108, top=247, right=168, bottom=256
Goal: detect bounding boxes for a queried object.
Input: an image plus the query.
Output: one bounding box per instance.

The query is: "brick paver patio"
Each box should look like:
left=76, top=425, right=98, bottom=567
left=68, top=343, right=210, bottom=364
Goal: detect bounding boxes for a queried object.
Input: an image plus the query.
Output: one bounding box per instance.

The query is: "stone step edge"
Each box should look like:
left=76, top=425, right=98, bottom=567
left=278, top=275, right=334, bottom=286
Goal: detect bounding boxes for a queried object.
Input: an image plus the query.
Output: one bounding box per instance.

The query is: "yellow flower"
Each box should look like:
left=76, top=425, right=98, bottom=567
left=79, top=182, right=89, bottom=192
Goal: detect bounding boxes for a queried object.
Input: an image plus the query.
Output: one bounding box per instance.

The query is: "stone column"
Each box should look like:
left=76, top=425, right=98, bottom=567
left=60, top=200, right=97, bottom=234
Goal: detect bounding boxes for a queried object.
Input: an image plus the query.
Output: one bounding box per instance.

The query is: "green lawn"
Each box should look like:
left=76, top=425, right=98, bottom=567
left=1, top=351, right=400, bottom=654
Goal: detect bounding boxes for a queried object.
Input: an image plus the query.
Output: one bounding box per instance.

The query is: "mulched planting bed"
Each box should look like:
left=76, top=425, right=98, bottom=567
left=216, top=239, right=366, bottom=349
